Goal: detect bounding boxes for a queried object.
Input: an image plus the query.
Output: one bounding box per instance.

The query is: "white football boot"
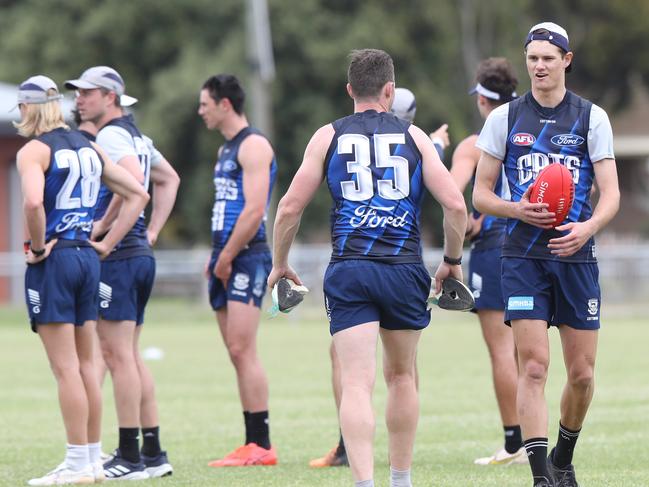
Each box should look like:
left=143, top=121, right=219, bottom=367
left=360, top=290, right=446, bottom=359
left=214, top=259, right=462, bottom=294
left=28, top=463, right=94, bottom=485
left=474, top=447, right=528, bottom=466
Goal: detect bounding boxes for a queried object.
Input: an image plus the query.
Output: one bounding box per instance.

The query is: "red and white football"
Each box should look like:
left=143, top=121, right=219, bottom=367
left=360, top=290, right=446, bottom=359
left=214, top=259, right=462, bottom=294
left=529, top=163, right=575, bottom=227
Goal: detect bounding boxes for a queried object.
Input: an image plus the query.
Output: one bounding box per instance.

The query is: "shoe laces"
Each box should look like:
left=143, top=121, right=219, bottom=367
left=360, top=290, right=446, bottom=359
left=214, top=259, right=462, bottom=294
left=47, top=462, right=68, bottom=476
left=555, top=468, right=577, bottom=487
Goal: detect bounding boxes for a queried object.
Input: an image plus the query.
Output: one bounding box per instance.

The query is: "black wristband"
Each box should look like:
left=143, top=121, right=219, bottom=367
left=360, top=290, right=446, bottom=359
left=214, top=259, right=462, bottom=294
left=30, top=246, right=46, bottom=257
left=443, top=255, right=462, bottom=265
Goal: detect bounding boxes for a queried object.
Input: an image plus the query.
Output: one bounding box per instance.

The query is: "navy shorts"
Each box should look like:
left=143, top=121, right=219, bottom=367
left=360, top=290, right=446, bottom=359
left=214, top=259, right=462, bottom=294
left=323, top=260, right=432, bottom=335
left=208, top=248, right=272, bottom=310
left=469, top=246, right=505, bottom=311
left=25, top=243, right=100, bottom=332
left=98, top=256, right=156, bottom=325
left=501, top=257, right=601, bottom=330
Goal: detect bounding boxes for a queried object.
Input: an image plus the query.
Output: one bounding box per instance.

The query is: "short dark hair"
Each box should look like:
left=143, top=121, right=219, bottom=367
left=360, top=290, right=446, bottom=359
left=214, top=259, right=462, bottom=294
left=202, top=74, right=245, bottom=114
left=476, top=57, right=518, bottom=106
left=99, top=87, right=121, bottom=108
left=347, top=49, right=395, bottom=99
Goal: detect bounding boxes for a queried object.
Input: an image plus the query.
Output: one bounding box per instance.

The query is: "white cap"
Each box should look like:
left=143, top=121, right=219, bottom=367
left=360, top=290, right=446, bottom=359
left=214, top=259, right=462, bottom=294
left=65, top=66, right=138, bottom=106
left=390, top=87, right=416, bottom=122
left=14, top=75, right=63, bottom=110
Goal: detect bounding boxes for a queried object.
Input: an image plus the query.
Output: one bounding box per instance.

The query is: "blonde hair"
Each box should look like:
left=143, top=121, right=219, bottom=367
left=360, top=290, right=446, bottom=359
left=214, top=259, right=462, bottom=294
left=13, top=89, right=69, bottom=137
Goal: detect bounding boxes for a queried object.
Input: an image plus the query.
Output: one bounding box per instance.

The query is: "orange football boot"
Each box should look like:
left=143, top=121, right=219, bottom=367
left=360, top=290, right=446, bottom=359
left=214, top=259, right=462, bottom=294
left=309, top=446, right=349, bottom=468
left=208, top=443, right=277, bottom=467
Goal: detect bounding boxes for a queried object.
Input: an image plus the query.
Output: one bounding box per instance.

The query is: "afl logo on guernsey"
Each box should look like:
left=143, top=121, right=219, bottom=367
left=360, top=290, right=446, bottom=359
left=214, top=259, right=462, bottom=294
left=551, top=134, right=585, bottom=147
left=511, top=133, right=536, bottom=146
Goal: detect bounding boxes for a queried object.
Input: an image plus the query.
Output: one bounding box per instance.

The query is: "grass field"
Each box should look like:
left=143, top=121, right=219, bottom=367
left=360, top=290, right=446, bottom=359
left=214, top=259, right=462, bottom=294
left=0, top=300, right=648, bottom=486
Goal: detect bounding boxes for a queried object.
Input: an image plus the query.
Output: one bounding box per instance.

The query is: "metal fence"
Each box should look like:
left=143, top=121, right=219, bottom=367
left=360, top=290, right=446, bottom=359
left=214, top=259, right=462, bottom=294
left=3, top=243, right=647, bottom=307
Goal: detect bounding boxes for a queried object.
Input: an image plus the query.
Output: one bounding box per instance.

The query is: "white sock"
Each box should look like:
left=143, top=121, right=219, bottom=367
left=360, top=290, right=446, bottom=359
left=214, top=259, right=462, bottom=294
left=390, top=466, right=412, bottom=487
left=88, top=442, right=102, bottom=464
left=355, top=480, right=374, bottom=487
left=65, top=444, right=90, bottom=471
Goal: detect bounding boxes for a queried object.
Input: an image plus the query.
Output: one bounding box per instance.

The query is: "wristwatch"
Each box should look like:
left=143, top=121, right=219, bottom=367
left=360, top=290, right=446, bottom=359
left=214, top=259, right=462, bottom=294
left=443, top=255, right=462, bottom=265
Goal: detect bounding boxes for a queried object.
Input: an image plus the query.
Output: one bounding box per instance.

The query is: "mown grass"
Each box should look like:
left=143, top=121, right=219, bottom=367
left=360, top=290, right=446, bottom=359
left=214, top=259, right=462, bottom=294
left=0, top=300, right=647, bottom=486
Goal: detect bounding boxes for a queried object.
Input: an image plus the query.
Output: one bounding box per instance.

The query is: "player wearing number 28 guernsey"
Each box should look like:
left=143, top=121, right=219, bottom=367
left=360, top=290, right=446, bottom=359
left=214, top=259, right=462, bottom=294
left=16, top=75, right=148, bottom=486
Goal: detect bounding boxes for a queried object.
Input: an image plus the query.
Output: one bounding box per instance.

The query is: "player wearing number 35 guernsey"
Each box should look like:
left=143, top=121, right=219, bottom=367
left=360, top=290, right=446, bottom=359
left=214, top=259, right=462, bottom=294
left=269, top=49, right=466, bottom=487
left=15, top=75, right=148, bottom=486
left=473, top=23, right=620, bottom=487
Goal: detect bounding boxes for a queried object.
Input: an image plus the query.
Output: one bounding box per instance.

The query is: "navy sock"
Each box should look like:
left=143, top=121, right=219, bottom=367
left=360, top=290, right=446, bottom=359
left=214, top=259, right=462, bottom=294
left=141, top=426, right=161, bottom=457
left=504, top=425, right=523, bottom=454
left=243, top=411, right=251, bottom=445
left=553, top=422, right=581, bottom=468
left=524, top=437, right=550, bottom=481
left=246, top=411, right=270, bottom=450
left=336, top=430, right=346, bottom=456
left=118, top=427, right=140, bottom=463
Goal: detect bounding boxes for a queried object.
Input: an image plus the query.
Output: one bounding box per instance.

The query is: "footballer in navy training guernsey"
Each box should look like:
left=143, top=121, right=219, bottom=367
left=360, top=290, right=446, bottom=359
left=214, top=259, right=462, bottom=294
left=451, top=58, right=527, bottom=467
left=473, top=23, right=620, bottom=487
left=67, top=66, right=179, bottom=480
left=309, top=86, right=452, bottom=470
left=15, top=75, right=148, bottom=486
left=198, top=74, right=278, bottom=467
left=269, top=49, right=466, bottom=487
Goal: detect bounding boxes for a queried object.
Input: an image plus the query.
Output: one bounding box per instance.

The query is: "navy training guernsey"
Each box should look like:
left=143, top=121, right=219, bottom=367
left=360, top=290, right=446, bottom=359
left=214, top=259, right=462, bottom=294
left=325, top=110, right=425, bottom=264
left=37, top=127, right=103, bottom=242
left=211, top=126, right=277, bottom=249
left=471, top=144, right=509, bottom=251
left=477, top=90, right=615, bottom=263
left=94, top=114, right=152, bottom=260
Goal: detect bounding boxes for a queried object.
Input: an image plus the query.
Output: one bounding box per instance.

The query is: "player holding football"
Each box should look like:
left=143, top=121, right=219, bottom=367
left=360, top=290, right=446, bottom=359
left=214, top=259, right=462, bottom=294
left=473, top=23, right=620, bottom=487
left=198, top=74, right=278, bottom=467
left=66, top=66, right=179, bottom=480
left=16, top=75, right=148, bottom=485
left=451, top=58, right=527, bottom=466
left=270, top=49, right=466, bottom=487
left=309, top=86, right=451, bottom=469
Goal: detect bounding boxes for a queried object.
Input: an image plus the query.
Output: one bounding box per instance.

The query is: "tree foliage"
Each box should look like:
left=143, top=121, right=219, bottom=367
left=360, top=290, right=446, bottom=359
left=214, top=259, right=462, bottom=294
left=0, top=0, right=646, bottom=246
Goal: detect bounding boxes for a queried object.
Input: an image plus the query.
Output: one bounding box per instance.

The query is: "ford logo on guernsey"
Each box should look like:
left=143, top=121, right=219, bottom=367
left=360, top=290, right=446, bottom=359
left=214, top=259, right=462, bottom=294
left=511, top=133, right=536, bottom=146
left=551, top=134, right=585, bottom=147
left=222, top=159, right=238, bottom=173
left=349, top=205, right=409, bottom=229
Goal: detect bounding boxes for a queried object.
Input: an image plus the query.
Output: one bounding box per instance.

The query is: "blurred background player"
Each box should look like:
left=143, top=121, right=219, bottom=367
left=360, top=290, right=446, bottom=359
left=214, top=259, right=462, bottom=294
left=450, top=58, right=527, bottom=466
left=72, top=105, right=180, bottom=464
left=391, top=87, right=450, bottom=159
left=474, top=22, right=619, bottom=487
left=309, top=85, right=452, bottom=469
left=15, top=75, right=148, bottom=485
left=198, top=74, right=278, bottom=467
left=66, top=66, right=180, bottom=480
left=269, top=49, right=466, bottom=487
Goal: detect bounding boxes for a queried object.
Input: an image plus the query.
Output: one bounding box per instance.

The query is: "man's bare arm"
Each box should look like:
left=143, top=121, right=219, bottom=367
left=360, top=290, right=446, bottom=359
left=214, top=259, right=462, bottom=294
left=268, top=124, right=333, bottom=288
left=148, top=157, right=181, bottom=245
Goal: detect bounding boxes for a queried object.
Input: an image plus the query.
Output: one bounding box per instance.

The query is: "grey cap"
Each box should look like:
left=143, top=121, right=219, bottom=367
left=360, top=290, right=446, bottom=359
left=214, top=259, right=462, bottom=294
left=65, top=66, right=138, bottom=106
left=390, top=87, right=417, bottom=123
left=16, top=75, right=63, bottom=107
